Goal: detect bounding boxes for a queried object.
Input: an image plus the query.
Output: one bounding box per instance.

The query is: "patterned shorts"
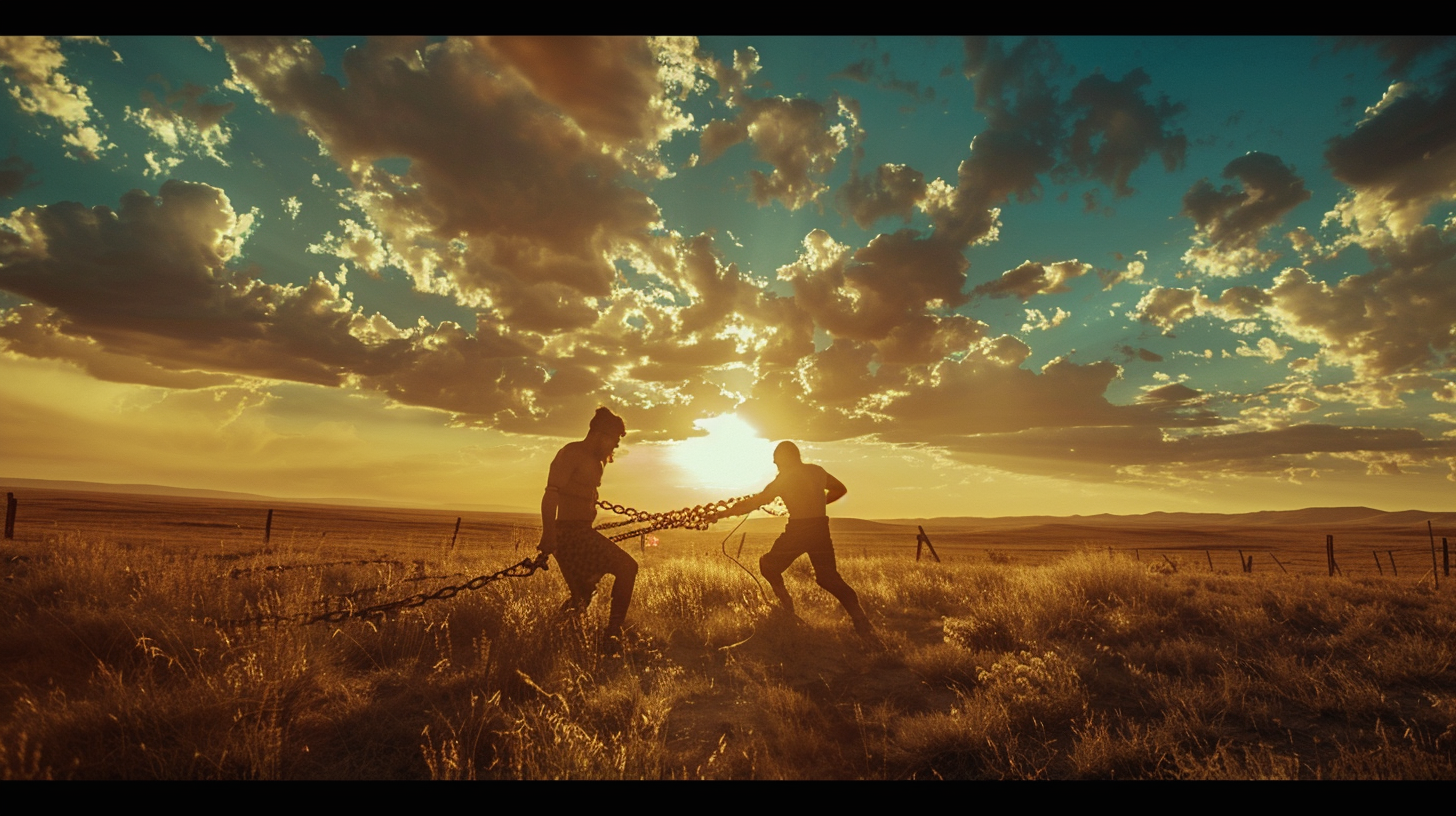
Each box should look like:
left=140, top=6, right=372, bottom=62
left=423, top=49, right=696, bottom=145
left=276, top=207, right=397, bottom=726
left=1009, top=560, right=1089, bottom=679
left=554, top=522, right=631, bottom=599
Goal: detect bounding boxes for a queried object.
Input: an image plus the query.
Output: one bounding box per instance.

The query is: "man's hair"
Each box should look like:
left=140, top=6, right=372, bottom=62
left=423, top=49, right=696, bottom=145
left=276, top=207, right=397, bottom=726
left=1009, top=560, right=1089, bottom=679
left=774, top=441, right=801, bottom=462
left=589, top=406, right=627, bottom=438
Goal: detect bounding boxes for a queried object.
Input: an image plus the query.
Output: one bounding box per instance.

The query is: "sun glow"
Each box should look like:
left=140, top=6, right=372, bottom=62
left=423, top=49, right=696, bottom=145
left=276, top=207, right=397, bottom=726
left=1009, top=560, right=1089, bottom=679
left=667, top=413, right=778, bottom=494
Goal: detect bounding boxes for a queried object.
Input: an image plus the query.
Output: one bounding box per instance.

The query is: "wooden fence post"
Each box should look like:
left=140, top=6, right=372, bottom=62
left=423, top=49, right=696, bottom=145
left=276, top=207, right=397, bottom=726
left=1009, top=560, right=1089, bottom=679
left=450, top=517, right=461, bottom=550
left=1430, top=521, right=1440, bottom=590
left=1161, top=554, right=1178, bottom=573
left=1373, top=551, right=1384, bottom=576
left=1206, top=550, right=1214, bottom=571
left=915, top=526, right=941, bottom=563
left=1387, top=550, right=1397, bottom=577
left=1270, top=554, right=1288, bottom=574
left=3, top=493, right=14, bottom=540
left=1238, top=549, right=1248, bottom=573
left=1326, top=534, right=1334, bottom=577
left=264, top=509, right=274, bottom=544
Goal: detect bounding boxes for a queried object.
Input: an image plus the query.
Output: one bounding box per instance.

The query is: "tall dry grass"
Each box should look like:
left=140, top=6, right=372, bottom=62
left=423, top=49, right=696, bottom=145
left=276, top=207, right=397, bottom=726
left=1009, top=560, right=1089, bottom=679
left=1, top=530, right=1453, bottom=779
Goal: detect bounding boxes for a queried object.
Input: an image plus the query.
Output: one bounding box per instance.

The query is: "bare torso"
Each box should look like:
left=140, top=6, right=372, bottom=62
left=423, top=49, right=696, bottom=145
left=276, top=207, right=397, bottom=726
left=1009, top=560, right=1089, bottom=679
left=547, top=440, right=604, bottom=523
left=762, top=462, right=840, bottom=519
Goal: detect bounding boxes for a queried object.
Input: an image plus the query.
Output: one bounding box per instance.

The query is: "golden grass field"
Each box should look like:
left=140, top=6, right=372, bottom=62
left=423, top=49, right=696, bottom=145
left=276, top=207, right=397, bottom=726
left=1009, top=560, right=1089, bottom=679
left=1, top=487, right=1453, bottom=779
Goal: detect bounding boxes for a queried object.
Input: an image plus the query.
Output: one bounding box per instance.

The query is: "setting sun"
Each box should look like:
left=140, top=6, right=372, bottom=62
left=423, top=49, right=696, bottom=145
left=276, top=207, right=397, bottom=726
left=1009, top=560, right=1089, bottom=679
left=667, top=414, right=778, bottom=494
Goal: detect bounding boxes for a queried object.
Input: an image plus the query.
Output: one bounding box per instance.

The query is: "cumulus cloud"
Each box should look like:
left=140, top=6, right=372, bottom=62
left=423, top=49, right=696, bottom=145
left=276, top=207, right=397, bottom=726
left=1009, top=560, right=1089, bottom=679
left=1098, top=253, right=1146, bottom=290
left=777, top=228, right=971, bottom=343
left=1020, top=307, right=1069, bottom=332
left=0, top=36, right=110, bottom=160
left=1139, top=382, right=1203, bottom=405
left=482, top=36, right=697, bottom=162
left=1324, top=77, right=1456, bottom=241
left=0, top=181, right=569, bottom=430
left=125, top=79, right=235, bottom=164
left=1062, top=68, right=1187, bottom=197
left=1130, top=284, right=1269, bottom=332
left=1263, top=263, right=1456, bottom=378
left=0, top=303, right=242, bottom=389
left=1181, top=152, right=1311, bottom=277
left=218, top=36, right=684, bottom=332
left=971, top=259, right=1090, bottom=301
left=1234, top=336, right=1292, bottom=363
left=697, top=93, right=851, bottom=210
left=308, top=218, right=391, bottom=276
left=836, top=163, right=928, bottom=228
left=950, top=39, right=1189, bottom=248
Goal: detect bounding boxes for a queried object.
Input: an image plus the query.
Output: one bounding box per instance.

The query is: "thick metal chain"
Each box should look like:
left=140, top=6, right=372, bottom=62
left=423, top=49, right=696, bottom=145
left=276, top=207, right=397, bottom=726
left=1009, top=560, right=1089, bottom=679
left=208, top=556, right=546, bottom=629
left=592, top=494, right=785, bottom=543
left=212, top=492, right=788, bottom=626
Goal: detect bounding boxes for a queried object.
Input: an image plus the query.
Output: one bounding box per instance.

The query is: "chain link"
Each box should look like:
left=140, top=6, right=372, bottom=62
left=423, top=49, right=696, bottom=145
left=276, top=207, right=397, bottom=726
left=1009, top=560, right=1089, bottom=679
left=211, top=491, right=789, bottom=627
left=208, top=557, right=546, bottom=629
left=592, top=494, right=785, bottom=543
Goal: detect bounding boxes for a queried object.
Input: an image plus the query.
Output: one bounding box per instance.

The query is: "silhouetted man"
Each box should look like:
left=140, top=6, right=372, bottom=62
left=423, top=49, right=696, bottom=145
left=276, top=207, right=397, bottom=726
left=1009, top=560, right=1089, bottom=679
left=538, top=407, right=637, bottom=649
left=716, top=441, right=873, bottom=638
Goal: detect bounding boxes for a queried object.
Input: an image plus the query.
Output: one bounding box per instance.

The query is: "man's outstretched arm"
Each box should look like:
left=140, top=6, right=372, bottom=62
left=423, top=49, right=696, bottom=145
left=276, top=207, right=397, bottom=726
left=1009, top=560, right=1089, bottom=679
left=717, top=486, right=776, bottom=520
left=825, top=472, right=847, bottom=505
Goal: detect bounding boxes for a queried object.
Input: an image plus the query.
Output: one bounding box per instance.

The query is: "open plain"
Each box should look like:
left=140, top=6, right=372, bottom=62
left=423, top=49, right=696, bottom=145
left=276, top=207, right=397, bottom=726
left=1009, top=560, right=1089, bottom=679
left=1, top=486, right=1453, bottom=779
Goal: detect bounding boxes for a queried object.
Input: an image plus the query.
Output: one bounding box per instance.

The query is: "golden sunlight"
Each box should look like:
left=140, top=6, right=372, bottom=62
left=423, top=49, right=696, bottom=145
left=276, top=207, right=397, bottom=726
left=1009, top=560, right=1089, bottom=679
left=667, top=413, right=778, bottom=494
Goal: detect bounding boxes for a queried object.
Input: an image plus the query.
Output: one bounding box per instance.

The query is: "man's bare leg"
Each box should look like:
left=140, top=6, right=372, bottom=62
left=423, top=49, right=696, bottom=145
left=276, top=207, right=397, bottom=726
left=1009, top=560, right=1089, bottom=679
left=808, top=548, right=873, bottom=635
left=602, top=546, right=639, bottom=641
left=759, top=551, right=797, bottom=615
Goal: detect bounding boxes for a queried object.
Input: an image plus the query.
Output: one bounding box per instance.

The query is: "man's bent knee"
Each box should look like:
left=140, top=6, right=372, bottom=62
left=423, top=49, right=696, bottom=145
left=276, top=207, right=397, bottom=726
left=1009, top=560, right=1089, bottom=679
left=815, top=572, right=850, bottom=593
left=760, top=553, right=787, bottom=578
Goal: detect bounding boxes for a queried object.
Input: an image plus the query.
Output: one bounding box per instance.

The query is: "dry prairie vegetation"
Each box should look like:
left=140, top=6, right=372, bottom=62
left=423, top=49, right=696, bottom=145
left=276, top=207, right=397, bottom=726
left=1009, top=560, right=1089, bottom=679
left=1, top=495, right=1454, bottom=779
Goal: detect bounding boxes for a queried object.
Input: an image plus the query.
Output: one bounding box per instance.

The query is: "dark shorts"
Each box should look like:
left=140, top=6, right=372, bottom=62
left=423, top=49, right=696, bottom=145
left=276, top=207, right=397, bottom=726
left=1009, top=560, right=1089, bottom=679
left=554, top=522, right=631, bottom=599
left=762, top=517, right=838, bottom=576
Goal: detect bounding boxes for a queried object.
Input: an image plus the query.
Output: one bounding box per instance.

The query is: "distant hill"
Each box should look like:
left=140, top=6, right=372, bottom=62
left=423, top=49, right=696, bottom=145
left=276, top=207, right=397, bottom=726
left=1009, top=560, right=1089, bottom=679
left=0, top=477, right=533, bottom=515
left=877, top=506, right=1456, bottom=531
left=3, top=476, right=1448, bottom=532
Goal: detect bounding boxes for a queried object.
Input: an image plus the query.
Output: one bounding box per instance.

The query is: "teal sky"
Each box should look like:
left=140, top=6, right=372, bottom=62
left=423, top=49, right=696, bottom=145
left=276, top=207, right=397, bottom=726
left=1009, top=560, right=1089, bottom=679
left=1, top=36, right=1453, bottom=518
